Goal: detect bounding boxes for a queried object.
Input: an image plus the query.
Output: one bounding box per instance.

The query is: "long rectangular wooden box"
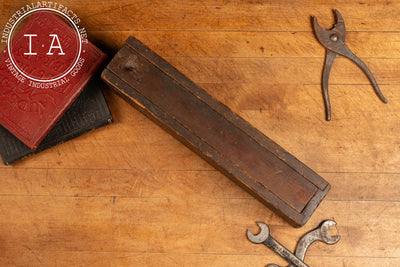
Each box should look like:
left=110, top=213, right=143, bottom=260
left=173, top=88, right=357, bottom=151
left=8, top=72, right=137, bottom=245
left=101, top=36, right=330, bottom=226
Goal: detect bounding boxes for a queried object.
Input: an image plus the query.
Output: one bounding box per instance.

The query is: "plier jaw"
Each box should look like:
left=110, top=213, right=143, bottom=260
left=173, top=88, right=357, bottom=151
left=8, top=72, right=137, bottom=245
left=312, top=9, right=346, bottom=55
left=312, top=10, right=387, bottom=121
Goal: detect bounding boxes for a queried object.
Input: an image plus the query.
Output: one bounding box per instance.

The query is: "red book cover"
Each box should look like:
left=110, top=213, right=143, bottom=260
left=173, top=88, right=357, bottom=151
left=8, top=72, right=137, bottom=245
left=0, top=10, right=106, bottom=149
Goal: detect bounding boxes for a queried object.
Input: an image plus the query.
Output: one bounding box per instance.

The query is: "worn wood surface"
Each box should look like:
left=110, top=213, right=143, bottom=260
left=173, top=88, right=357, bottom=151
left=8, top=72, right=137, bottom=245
left=1, top=0, right=400, bottom=266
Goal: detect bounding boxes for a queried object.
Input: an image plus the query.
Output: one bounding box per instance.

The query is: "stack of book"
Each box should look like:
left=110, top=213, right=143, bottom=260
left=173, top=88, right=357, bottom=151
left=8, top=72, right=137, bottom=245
left=0, top=11, right=113, bottom=165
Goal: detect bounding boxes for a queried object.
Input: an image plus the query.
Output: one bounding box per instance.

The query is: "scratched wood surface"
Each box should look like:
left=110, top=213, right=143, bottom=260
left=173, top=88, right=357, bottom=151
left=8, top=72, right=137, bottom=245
left=1, top=1, right=400, bottom=266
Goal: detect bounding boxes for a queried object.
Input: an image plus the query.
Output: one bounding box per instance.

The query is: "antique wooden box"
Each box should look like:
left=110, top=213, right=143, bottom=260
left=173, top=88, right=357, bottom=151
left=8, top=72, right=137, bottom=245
left=102, top=36, right=330, bottom=226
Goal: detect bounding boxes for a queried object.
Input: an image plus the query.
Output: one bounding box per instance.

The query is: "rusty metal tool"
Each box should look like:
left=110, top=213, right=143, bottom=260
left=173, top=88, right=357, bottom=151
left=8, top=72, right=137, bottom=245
left=247, top=222, right=309, bottom=267
left=312, top=9, right=387, bottom=121
left=247, top=220, right=340, bottom=267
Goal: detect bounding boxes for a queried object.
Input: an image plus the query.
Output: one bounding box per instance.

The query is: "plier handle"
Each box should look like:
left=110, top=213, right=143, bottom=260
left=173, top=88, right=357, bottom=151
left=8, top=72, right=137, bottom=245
left=312, top=10, right=387, bottom=121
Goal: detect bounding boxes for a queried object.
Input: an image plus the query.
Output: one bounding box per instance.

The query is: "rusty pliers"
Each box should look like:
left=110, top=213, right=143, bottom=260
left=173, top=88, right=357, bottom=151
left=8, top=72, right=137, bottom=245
left=312, top=9, right=387, bottom=121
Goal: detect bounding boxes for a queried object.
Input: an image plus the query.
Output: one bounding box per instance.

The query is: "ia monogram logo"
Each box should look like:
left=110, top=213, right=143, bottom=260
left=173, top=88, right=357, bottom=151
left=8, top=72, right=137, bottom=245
left=5, top=7, right=87, bottom=85
left=23, top=33, right=65, bottom=56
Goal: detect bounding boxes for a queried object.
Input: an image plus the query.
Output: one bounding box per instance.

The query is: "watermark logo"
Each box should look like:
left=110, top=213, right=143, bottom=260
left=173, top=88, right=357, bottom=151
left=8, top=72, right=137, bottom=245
left=1, top=2, right=88, bottom=88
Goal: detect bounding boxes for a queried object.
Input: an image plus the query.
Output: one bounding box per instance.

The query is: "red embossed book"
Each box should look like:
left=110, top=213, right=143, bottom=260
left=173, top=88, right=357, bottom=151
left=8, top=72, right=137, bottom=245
left=0, top=10, right=106, bottom=149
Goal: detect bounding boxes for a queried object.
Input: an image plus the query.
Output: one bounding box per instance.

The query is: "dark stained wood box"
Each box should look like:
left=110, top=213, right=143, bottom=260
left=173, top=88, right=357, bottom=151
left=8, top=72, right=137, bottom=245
left=101, top=36, right=330, bottom=227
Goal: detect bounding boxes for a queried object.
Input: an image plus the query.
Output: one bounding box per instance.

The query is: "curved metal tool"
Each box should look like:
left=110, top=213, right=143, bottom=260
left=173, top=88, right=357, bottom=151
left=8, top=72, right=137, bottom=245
left=294, top=220, right=340, bottom=262
left=247, top=220, right=340, bottom=267
left=312, top=9, right=387, bottom=121
left=247, top=222, right=309, bottom=267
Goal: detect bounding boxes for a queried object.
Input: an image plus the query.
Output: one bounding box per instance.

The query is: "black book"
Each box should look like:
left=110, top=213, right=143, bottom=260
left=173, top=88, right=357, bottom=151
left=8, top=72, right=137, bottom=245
left=0, top=78, right=113, bottom=165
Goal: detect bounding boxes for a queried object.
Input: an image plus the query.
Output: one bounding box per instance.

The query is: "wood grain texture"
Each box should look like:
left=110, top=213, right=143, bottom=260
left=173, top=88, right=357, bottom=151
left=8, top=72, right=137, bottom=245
left=1, top=0, right=400, bottom=266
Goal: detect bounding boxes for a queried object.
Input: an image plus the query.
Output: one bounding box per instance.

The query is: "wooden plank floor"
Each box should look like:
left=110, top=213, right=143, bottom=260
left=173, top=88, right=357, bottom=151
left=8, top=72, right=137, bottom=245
left=1, top=1, right=400, bottom=266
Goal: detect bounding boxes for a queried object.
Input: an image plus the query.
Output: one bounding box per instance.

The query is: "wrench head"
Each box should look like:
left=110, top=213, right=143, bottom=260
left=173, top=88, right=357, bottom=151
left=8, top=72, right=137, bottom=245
left=319, top=220, right=341, bottom=244
left=247, top=222, right=270, bottom=244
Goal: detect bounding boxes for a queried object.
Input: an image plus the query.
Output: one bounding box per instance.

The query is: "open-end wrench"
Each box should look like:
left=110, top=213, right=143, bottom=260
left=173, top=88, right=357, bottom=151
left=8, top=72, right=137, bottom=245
left=247, top=220, right=340, bottom=267
left=266, top=220, right=340, bottom=267
left=247, top=222, right=309, bottom=267
left=293, top=220, right=340, bottom=262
